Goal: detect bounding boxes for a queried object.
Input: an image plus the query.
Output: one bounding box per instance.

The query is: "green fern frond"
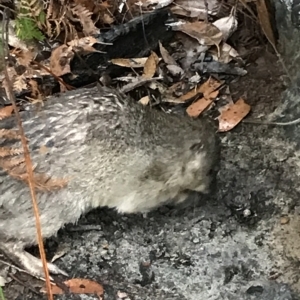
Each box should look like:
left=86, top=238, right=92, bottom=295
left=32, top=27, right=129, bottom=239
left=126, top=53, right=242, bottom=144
left=15, top=0, right=46, bottom=41
left=15, top=15, right=45, bottom=41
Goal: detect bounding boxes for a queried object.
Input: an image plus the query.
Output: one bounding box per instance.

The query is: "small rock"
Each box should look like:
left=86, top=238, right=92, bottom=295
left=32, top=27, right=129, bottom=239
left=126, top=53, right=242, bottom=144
left=243, top=209, right=252, bottom=217
left=280, top=216, right=290, bottom=225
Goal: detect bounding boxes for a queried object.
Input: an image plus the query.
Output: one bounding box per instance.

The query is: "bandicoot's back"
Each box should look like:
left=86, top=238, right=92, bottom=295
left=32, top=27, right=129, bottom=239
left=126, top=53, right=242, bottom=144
left=0, top=86, right=219, bottom=277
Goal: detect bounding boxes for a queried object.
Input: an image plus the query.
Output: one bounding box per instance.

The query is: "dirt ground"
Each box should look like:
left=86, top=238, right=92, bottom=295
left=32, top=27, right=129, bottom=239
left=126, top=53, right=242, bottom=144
left=3, top=49, right=300, bottom=300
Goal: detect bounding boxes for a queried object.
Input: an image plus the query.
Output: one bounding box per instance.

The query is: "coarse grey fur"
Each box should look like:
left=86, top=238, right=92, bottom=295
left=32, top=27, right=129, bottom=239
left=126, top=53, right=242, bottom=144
left=0, top=86, right=218, bottom=277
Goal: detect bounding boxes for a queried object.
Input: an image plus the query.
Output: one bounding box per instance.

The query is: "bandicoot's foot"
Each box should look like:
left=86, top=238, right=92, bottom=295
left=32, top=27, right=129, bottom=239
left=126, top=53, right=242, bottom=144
left=15, top=250, right=69, bottom=278
left=0, top=242, right=68, bottom=279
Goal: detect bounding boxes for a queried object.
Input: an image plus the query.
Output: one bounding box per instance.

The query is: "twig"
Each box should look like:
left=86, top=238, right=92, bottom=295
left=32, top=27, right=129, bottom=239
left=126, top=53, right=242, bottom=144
left=1, top=8, right=53, bottom=300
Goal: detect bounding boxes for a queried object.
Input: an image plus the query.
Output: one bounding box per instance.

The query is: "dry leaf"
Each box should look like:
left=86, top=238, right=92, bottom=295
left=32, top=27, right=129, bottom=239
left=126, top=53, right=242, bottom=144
left=111, top=57, right=149, bottom=68
left=102, top=13, right=115, bottom=24
left=256, top=0, right=276, bottom=46
left=143, top=51, right=159, bottom=79
left=142, top=0, right=174, bottom=8
left=49, top=278, right=104, bottom=296
left=159, top=41, right=177, bottom=65
left=186, top=90, right=219, bottom=117
left=50, top=45, right=74, bottom=77
left=166, top=65, right=184, bottom=77
left=139, top=95, right=150, bottom=105
left=209, top=43, right=240, bottom=64
left=172, top=21, right=223, bottom=47
left=28, top=79, right=44, bottom=103
left=68, top=36, right=98, bottom=47
left=0, top=106, right=14, bottom=120
left=71, top=4, right=100, bottom=36
left=202, top=78, right=222, bottom=98
left=14, top=49, right=34, bottom=67
left=13, top=75, right=27, bottom=92
left=120, top=76, right=162, bottom=93
left=171, top=0, right=220, bottom=18
left=179, top=77, right=222, bottom=102
left=213, top=13, right=238, bottom=42
left=218, top=98, right=251, bottom=132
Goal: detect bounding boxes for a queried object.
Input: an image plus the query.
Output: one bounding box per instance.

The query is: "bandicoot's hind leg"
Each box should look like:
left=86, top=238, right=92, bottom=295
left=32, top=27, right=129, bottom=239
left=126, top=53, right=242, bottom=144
left=0, top=241, right=68, bottom=279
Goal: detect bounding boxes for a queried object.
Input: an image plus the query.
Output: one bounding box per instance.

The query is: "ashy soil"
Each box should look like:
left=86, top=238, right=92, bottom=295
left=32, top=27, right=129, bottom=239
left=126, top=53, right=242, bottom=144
left=4, top=50, right=300, bottom=300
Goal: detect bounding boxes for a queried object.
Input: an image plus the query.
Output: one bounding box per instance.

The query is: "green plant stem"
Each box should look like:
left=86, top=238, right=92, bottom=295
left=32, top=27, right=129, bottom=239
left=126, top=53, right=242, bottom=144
left=0, top=286, right=6, bottom=300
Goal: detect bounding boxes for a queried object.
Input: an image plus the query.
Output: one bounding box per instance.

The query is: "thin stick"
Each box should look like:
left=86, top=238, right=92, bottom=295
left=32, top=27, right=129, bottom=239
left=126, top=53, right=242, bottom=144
left=1, top=8, right=53, bottom=300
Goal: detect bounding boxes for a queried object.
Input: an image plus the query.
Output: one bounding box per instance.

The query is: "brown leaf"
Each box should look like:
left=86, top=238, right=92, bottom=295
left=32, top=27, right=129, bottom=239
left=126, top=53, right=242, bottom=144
left=120, top=76, right=162, bottom=93
left=179, top=77, right=222, bottom=102
left=28, top=79, right=44, bottom=102
left=173, top=21, right=223, bottom=47
left=170, top=0, right=220, bottom=18
left=14, top=49, right=34, bottom=67
left=102, top=13, right=115, bottom=24
left=139, top=95, right=150, bottom=105
left=13, top=75, right=27, bottom=92
left=218, top=98, right=251, bottom=132
left=67, top=36, right=98, bottom=48
left=0, top=106, right=14, bottom=120
left=159, top=41, right=177, bottom=65
left=167, top=64, right=184, bottom=77
left=111, top=57, right=149, bottom=68
left=49, top=278, right=104, bottom=296
left=71, top=4, right=100, bottom=36
left=50, top=45, right=74, bottom=77
left=209, top=43, right=239, bottom=64
left=143, top=51, right=159, bottom=79
left=256, top=0, right=276, bottom=46
left=186, top=90, right=219, bottom=117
